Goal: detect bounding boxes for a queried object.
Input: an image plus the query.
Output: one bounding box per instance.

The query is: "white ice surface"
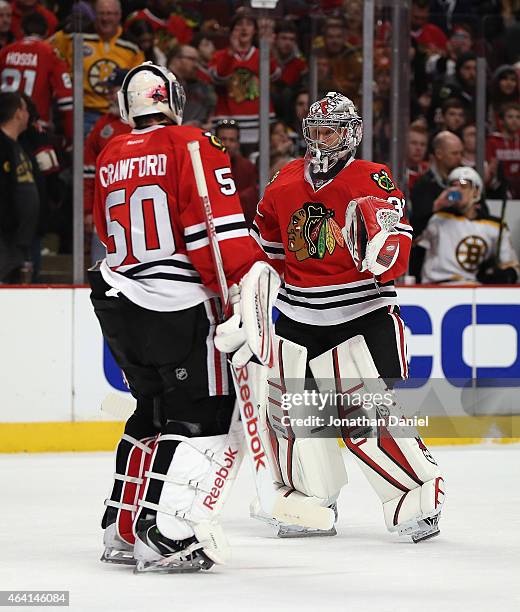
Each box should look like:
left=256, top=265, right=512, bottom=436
left=1, top=445, right=519, bottom=612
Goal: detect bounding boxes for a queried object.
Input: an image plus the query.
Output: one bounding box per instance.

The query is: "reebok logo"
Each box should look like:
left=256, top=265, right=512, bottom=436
left=236, top=366, right=266, bottom=472
left=202, top=447, right=239, bottom=510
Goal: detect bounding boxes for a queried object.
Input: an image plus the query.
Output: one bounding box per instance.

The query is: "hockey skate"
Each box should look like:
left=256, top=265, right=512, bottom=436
left=100, top=523, right=135, bottom=565
left=397, top=510, right=441, bottom=543
left=277, top=503, right=338, bottom=539
left=133, top=520, right=214, bottom=574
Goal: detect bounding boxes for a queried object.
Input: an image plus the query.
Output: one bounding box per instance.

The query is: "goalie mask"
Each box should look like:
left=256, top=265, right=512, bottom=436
left=303, top=92, right=363, bottom=174
left=118, top=62, right=186, bottom=128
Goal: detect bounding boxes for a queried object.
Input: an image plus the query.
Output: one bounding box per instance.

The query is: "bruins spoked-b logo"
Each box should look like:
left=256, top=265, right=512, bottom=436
left=287, top=202, right=344, bottom=261
left=371, top=168, right=396, bottom=193
left=456, top=235, right=488, bottom=271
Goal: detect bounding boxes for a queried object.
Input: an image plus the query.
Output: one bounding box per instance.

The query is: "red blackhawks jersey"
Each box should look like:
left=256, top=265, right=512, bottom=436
left=0, top=36, right=72, bottom=136
left=251, top=157, right=412, bottom=326
left=84, top=113, right=132, bottom=216
left=210, top=47, right=280, bottom=143
left=93, top=124, right=254, bottom=311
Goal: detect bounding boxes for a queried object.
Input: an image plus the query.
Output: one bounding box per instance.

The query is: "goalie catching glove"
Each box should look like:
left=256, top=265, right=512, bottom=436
left=214, top=261, right=281, bottom=367
left=342, top=196, right=401, bottom=276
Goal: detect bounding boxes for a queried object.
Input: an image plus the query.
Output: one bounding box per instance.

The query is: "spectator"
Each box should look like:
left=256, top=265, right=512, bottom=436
left=0, top=91, right=38, bottom=283
left=83, top=68, right=131, bottom=263
left=192, top=31, right=215, bottom=83
left=318, top=19, right=362, bottom=105
left=272, top=20, right=307, bottom=124
left=0, top=1, right=14, bottom=50
left=410, top=130, right=464, bottom=237
left=416, top=166, right=519, bottom=285
left=430, top=51, right=477, bottom=125
left=10, top=0, right=57, bottom=40
left=486, top=102, right=520, bottom=199
left=0, top=13, right=73, bottom=145
left=410, top=0, right=448, bottom=57
left=428, top=0, right=475, bottom=34
left=167, top=45, right=215, bottom=129
left=287, top=89, right=309, bottom=156
left=342, top=0, right=363, bottom=47
left=461, top=123, right=491, bottom=184
left=214, top=118, right=258, bottom=228
left=124, top=0, right=193, bottom=54
left=440, top=97, right=467, bottom=135
left=19, top=93, right=62, bottom=282
left=426, top=24, right=474, bottom=80
left=406, top=123, right=429, bottom=193
left=269, top=119, right=295, bottom=170
left=209, top=8, right=280, bottom=149
left=487, top=65, right=520, bottom=132
left=50, top=0, right=145, bottom=137
left=125, top=18, right=166, bottom=66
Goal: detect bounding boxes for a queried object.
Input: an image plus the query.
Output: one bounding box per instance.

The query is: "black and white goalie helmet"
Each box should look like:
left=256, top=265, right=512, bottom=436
left=118, top=61, right=186, bottom=128
left=302, top=91, right=363, bottom=173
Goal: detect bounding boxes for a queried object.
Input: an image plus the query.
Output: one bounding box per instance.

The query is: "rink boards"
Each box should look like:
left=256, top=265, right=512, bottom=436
left=1, top=286, right=519, bottom=452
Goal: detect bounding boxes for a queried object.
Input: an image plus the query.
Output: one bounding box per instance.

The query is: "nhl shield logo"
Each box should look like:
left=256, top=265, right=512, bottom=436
left=175, top=368, right=188, bottom=381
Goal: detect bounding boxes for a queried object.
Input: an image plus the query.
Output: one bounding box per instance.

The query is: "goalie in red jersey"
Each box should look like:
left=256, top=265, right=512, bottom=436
left=219, top=92, right=445, bottom=542
left=90, top=62, right=278, bottom=573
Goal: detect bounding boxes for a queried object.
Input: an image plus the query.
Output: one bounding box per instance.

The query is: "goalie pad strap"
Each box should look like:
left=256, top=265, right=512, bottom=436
left=105, top=499, right=136, bottom=512
left=121, top=434, right=154, bottom=454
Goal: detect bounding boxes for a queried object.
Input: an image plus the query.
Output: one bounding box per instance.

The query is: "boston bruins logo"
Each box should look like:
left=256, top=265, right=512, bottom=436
left=88, top=59, right=118, bottom=95
left=456, top=235, right=487, bottom=271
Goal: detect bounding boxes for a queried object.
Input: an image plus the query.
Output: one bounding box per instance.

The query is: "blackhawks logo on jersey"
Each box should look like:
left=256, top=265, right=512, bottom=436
left=287, top=202, right=344, bottom=261
left=371, top=168, right=396, bottom=193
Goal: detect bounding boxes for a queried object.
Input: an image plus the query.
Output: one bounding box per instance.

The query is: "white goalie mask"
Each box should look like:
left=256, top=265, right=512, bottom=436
left=118, top=62, right=186, bottom=128
left=302, top=92, right=363, bottom=173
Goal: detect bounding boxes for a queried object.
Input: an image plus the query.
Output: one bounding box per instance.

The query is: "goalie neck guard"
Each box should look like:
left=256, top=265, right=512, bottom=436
left=118, top=62, right=186, bottom=128
left=303, top=91, right=363, bottom=175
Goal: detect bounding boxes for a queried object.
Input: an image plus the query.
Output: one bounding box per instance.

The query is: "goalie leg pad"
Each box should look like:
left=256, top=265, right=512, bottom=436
left=267, top=335, right=348, bottom=505
left=136, top=424, right=243, bottom=564
left=309, top=335, right=445, bottom=533
left=103, top=433, right=158, bottom=546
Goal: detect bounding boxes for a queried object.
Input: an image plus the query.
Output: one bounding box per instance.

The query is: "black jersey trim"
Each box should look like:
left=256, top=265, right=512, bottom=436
left=128, top=273, right=202, bottom=283
left=282, top=280, right=394, bottom=299
left=120, top=259, right=196, bottom=277
left=277, top=288, right=397, bottom=310
left=184, top=221, right=247, bottom=244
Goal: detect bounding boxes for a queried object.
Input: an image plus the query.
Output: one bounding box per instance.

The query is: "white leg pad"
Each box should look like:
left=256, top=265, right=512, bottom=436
left=138, top=424, right=243, bottom=561
left=383, top=476, right=445, bottom=532
left=309, top=335, right=445, bottom=532
left=266, top=335, right=348, bottom=505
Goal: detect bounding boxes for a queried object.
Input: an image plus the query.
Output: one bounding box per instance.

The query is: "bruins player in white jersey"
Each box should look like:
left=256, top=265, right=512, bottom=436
left=417, top=166, right=520, bottom=284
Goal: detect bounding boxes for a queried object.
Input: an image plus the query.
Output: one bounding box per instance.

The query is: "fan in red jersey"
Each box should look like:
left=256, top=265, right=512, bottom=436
left=83, top=67, right=132, bottom=264
left=90, top=62, right=279, bottom=573
left=0, top=12, right=72, bottom=143
left=230, top=91, right=445, bottom=542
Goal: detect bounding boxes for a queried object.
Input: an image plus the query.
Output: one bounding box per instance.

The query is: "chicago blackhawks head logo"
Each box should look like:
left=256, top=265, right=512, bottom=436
left=287, top=202, right=344, bottom=261
left=371, top=168, right=396, bottom=193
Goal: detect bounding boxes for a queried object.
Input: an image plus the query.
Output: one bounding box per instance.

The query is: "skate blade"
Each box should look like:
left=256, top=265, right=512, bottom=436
left=412, top=527, right=440, bottom=543
left=277, top=526, right=337, bottom=539
left=134, top=559, right=203, bottom=574
left=100, top=548, right=135, bottom=565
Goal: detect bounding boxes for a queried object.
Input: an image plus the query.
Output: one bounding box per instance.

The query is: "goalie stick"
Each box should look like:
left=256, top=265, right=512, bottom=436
left=187, top=139, right=334, bottom=530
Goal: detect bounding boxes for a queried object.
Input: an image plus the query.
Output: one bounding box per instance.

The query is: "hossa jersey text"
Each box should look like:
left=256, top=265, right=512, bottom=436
left=93, top=124, right=255, bottom=311
left=251, top=157, right=412, bottom=325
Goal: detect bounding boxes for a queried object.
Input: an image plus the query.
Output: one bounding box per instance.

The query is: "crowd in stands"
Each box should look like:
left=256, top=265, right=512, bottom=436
left=0, top=0, right=519, bottom=285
